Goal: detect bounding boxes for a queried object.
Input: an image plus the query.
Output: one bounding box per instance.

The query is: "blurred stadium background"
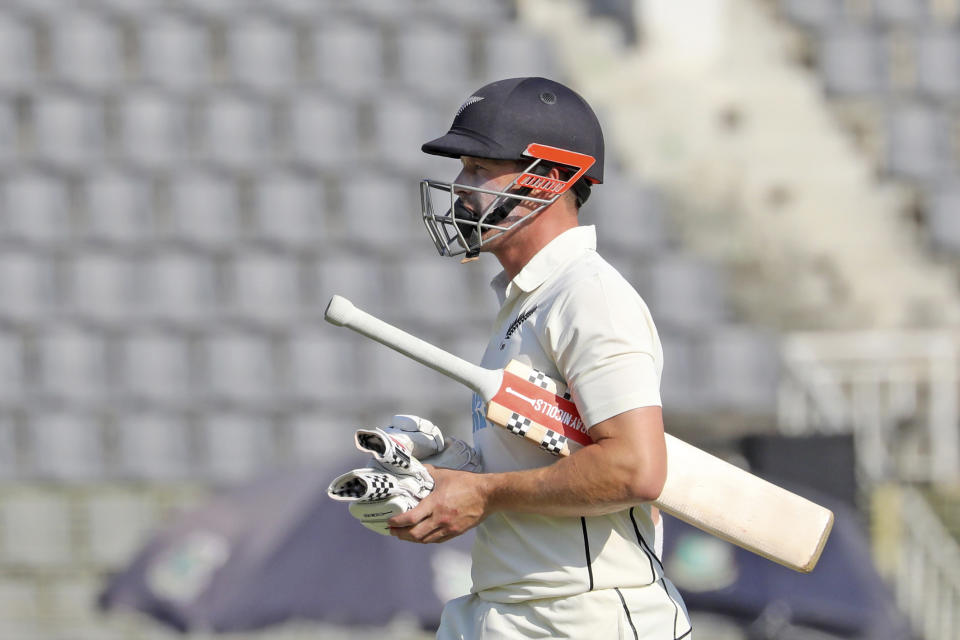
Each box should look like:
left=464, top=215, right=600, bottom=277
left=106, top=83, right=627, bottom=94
left=0, top=0, right=959, bottom=637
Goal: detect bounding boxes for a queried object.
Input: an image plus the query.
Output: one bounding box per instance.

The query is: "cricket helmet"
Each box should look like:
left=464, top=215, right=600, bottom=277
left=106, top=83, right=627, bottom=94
left=420, top=77, right=604, bottom=259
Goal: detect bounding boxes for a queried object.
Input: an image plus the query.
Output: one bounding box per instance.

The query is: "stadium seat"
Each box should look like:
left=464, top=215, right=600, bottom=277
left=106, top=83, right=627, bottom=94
left=227, top=16, right=297, bottom=91
left=311, top=20, right=385, bottom=96
left=0, top=416, right=17, bottom=478
left=370, top=92, right=446, bottom=170
left=30, top=412, right=105, bottom=480
left=199, top=413, right=275, bottom=483
left=313, top=254, right=389, bottom=310
left=229, top=251, right=302, bottom=322
left=204, top=330, right=276, bottom=403
left=916, top=30, right=960, bottom=98
left=697, top=326, right=781, bottom=413
left=84, top=491, right=158, bottom=566
left=1, top=491, right=72, bottom=566
left=32, top=91, right=105, bottom=169
left=885, top=102, right=952, bottom=179
left=252, top=171, right=324, bottom=247
left=166, top=171, right=241, bottom=247
left=0, top=11, right=34, bottom=89
left=0, top=332, right=24, bottom=406
left=139, top=13, right=211, bottom=90
left=0, top=99, right=15, bottom=168
left=779, top=0, right=845, bottom=29
left=659, top=330, right=706, bottom=413
left=48, top=12, right=123, bottom=89
left=0, top=251, right=57, bottom=321
left=392, top=257, right=478, bottom=326
left=927, top=180, right=960, bottom=252
left=115, top=413, right=191, bottom=480
left=481, top=26, right=559, bottom=82
left=286, top=92, right=356, bottom=168
left=873, top=0, right=929, bottom=25
left=119, top=330, right=192, bottom=401
left=394, top=22, right=472, bottom=99
left=82, top=170, right=154, bottom=244
left=590, top=182, right=670, bottom=255
left=285, top=330, right=359, bottom=403
left=1, top=172, right=70, bottom=244
left=36, top=327, right=108, bottom=401
left=641, top=253, right=730, bottom=332
left=287, top=412, right=358, bottom=466
left=67, top=252, right=138, bottom=321
left=819, top=27, right=886, bottom=95
left=137, top=251, right=218, bottom=322
left=339, top=172, right=422, bottom=250
left=199, top=93, right=272, bottom=170
left=118, top=90, right=189, bottom=169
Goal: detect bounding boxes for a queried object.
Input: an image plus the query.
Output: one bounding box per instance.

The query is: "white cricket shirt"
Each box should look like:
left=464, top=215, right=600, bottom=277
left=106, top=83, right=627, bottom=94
left=470, top=225, right=678, bottom=608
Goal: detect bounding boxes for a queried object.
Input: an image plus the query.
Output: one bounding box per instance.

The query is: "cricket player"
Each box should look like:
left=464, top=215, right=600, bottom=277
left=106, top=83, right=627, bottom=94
left=389, top=77, right=692, bottom=639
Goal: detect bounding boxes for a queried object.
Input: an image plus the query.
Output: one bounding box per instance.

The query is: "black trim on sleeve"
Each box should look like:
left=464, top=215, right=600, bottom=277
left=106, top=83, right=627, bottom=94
left=614, top=588, right=639, bottom=640
left=580, top=516, right=594, bottom=591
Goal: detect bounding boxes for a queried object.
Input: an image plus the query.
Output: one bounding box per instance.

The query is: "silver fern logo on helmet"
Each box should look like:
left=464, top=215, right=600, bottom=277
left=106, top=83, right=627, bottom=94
left=455, top=96, right=484, bottom=117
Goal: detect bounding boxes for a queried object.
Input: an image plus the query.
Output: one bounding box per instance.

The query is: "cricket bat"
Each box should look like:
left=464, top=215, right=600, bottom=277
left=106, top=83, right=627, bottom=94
left=324, top=294, right=833, bottom=573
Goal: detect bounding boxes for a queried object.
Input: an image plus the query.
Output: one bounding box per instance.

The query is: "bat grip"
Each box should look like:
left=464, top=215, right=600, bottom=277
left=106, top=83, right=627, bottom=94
left=325, top=295, right=502, bottom=401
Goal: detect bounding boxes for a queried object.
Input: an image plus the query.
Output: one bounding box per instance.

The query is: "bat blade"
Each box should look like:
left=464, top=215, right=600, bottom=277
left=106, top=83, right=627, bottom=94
left=324, top=294, right=834, bottom=573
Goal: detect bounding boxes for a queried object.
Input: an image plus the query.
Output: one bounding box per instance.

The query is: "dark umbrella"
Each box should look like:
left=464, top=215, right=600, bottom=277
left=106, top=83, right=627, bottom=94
left=661, top=484, right=914, bottom=640
left=99, top=462, right=474, bottom=633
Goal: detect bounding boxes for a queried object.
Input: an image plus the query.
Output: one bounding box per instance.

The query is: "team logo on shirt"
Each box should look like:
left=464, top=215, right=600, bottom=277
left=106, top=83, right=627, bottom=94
left=471, top=393, right=486, bottom=433
left=500, top=305, right=538, bottom=350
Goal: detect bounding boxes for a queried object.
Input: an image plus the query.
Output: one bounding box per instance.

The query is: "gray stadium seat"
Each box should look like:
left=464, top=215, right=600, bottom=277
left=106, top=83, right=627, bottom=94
left=314, top=254, right=389, bottom=310
left=0, top=99, right=14, bottom=167
left=780, top=0, right=844, bottom=29
left=119, top=330, right=192, bottom=402
left=0, top=416, right=17, bottom=478
left=1, top=491, right=73, bottom=566
left=36, top=326, right=108, bottom=401
left=32, top=91, right=105, bottom=169
left=82, top=170, right=154, bottom=244
left=1, top=172, right=70, bottom=244
left=67, top=252, right=138, bottom=321
left=697, top=326, right=781, bottom=413
left=138, top=251, right=218, bottom=322
left=371, top=92, right=447, bottom=171
left=659, top=330, right=707, bottom=413
left=252, top=172, right=324, bottom=247
left=286, top=331, right=359, bottom=403
left=819, top=27, right=886, bottom=95
left=393, top=257, right=478, bottom=325
left=200, top=413, right=275, bottom=483
left=312, top=20, right=385, bottom=96
left=394, top=22, right=471, bottom=99
left=116, top=413, right=191, bottom=480
left=31, top=412, right=104, bottom=480
left=0, top=332, right=24, bottom=406
left=287, top=412, right=357, bottom=466
left=927, top=180, right=960, bottom=252
left=49, top=12, right=123, bottom=89
left=482, top=26, right=559, bottom=82
left=286, top=93, right=356, bottom=168
left=916, top=30, right=960, bottom=98
left=641, top=253, right=730, bottom=332
left=139, top=13, right=211, bottom=90
left=204, top=331, right=276, bottom=402
left=229, top=251, right=302, bottom=322
left=84, top=491, right=159, bottom=567
left=873, top=0, right=929, bottom=25
left=0, top=251, right=57, bottom=321
left=167, top=171, right=241, bottom=247
left=885, top=102, right=952, bottom=179
left=199, top=93, right=272, bottom=169
left=118, top=90, right=189, bottom=169
left=0, top=11, right=34, bottom=89
left=227, top=16, right=297, bottom=91
left=340, top=172, right=423, bottom=249
left=590, top=182, right=669, bottom=254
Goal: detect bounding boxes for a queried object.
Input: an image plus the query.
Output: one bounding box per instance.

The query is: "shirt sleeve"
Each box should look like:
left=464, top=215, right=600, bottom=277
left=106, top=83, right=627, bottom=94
left=543, top=270, right=662, bottom=428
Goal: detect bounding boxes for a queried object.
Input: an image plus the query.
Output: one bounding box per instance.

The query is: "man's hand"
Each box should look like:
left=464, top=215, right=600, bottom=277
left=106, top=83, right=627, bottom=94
left=388, top=465, right=490, bottom=544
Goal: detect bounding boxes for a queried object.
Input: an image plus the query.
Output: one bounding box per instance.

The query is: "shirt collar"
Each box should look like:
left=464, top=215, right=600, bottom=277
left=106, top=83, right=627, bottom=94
left=490, top=226, right=597, bottom=303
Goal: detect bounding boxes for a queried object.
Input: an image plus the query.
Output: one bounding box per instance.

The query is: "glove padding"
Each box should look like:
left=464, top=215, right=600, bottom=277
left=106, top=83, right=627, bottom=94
left=329, top=415, right=481, bottom=535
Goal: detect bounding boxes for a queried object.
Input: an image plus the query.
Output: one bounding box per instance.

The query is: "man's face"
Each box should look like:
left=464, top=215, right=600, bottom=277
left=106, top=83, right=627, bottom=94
left=452, top=156, right=529, bottom=250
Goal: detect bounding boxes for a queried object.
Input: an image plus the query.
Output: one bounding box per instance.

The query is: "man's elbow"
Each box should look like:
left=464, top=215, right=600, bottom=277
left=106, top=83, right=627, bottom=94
left=627, top=465, right=666, bottom=503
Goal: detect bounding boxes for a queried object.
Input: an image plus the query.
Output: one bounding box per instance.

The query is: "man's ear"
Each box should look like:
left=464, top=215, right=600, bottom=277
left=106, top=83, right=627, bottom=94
left=522, top=165, right=566, bottom=205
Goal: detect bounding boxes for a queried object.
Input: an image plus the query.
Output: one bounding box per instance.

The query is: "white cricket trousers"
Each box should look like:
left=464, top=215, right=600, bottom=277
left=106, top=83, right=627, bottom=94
left=436, top=585, right=692, bottom=640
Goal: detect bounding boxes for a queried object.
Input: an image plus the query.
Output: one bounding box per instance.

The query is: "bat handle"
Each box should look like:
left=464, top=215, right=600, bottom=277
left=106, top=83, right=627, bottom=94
left=324, top=295, right=502, bottom=401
